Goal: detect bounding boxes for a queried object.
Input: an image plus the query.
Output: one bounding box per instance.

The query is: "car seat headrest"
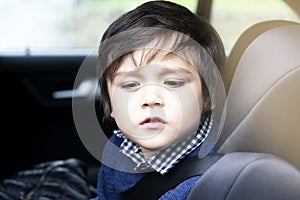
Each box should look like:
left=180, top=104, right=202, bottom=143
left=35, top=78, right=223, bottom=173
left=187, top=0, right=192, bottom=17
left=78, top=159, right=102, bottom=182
left=221, top=20, right=298, bottom=92
left=216, top=20, right=300, bottom=169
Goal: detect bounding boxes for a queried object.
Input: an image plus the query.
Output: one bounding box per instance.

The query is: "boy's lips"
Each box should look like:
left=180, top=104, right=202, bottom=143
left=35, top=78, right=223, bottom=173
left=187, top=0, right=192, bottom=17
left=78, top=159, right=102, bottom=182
left=139, top=117, right=167, bottom=130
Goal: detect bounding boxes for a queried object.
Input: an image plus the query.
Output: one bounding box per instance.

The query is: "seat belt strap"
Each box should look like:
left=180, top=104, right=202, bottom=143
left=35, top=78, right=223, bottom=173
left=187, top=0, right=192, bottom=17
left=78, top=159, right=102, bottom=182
left=123, top=154, right=223, bottom=200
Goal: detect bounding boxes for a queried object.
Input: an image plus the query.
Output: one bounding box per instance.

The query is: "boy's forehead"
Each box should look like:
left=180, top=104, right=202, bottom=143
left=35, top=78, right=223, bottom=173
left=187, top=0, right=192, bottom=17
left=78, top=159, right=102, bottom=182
left=115, top=49, right=196, bottom=75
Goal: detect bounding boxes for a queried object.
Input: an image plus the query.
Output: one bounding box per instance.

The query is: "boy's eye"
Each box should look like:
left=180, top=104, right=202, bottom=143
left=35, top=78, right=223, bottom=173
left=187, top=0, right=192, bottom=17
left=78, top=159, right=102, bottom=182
left=120, top=82, right=140, bottom=89
left=164, top=80, right=185, bottom=88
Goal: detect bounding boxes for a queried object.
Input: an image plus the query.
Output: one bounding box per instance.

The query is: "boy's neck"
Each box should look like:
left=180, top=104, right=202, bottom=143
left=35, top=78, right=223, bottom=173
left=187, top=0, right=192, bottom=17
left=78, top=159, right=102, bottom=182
left=141, top=147, right=158, bottom=159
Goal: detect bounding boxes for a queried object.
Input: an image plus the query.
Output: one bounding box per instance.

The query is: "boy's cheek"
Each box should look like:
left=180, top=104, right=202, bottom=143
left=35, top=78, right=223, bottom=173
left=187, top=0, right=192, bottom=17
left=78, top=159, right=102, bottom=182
left=110, top=92, right=130, bottom=115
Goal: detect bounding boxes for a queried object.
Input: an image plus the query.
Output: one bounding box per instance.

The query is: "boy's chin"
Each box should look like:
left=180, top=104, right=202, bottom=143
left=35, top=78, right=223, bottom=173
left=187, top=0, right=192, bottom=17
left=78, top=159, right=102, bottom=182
left=137, top=137, right=177, bottom=155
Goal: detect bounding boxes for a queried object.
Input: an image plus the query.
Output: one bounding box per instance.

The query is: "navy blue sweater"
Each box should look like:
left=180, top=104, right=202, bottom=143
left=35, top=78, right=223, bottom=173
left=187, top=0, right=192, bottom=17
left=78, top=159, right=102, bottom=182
left=91, top=134, right=207, bottom=200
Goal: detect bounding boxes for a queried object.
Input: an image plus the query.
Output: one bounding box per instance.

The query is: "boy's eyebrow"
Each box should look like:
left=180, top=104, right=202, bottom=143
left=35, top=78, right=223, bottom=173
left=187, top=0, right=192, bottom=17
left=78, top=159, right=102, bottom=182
left=113, top=69, right=141, bottom=79
left=158, top=67, right=194, bottom=76
left=113, top=67, right=195, bottom=79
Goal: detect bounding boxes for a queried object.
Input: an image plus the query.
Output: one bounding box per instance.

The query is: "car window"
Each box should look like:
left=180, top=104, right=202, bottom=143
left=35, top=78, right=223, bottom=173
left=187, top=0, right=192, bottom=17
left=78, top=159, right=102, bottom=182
left=0, top=0, right=197, bottom=56
left=210, top=0, right=300, bottom=54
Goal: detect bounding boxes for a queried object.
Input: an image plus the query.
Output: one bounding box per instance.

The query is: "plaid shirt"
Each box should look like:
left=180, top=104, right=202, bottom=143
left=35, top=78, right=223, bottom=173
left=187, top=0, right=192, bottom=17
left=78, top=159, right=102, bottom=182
left=114, top=116, right=213, bottom=175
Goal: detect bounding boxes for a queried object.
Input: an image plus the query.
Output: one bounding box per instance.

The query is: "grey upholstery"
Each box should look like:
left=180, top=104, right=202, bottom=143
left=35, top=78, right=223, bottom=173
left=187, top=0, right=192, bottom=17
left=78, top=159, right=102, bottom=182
left=187, top=20, right=300, bottom=200
left=216, top=20, right=300, bottom=170
left=188, top=152, right=300, bottom=200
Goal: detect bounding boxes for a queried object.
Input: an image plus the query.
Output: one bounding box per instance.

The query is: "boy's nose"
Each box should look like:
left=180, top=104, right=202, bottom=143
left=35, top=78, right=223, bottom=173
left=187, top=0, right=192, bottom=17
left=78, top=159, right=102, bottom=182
left=141, top=97, right=164, bottom=108
left=140, top=86, right=164, bottom=108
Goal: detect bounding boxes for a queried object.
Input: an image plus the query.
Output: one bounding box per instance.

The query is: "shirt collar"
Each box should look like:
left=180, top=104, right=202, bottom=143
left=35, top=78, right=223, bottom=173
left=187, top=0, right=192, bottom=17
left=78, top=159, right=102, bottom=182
left=114, top=116, right=213, bottom=175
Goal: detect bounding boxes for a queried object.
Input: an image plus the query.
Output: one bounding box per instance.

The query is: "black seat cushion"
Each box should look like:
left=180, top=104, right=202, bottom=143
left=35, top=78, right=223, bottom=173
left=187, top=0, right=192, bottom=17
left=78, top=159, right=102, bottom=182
left=188, top=152, right=300, bottom=200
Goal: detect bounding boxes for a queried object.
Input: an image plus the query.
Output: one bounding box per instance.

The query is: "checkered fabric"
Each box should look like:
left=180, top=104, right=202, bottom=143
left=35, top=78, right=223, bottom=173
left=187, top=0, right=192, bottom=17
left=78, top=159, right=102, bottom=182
left=114, top=116, right=213, bottom=175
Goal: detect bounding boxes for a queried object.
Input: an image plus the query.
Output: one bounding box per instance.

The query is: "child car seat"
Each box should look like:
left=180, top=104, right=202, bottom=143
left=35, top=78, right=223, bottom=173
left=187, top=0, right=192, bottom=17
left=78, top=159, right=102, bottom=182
left=217, top=20, right=300, bottom=169
left=187, top=20, right=300, bottom=199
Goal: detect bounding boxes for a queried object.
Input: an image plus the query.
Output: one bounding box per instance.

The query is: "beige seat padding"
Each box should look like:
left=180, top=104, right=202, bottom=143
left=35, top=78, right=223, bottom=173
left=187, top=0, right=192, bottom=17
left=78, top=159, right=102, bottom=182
left=217, top=21, right=300, bottom=169
left=221, top=20, right=298, bottom=92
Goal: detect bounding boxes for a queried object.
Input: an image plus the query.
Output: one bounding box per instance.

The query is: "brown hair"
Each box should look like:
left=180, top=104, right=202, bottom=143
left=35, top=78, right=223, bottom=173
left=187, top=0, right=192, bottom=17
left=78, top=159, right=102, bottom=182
left=97, top=1, right=225, bottom=124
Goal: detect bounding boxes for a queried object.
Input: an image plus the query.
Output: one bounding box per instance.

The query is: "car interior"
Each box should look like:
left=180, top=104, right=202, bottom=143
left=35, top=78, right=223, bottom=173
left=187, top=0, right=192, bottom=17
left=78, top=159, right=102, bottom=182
left=218, top=20, right=300, bottom=169
left=1, top=0, right=300, bottom=199
left=188, top=20, right=300, bottom=199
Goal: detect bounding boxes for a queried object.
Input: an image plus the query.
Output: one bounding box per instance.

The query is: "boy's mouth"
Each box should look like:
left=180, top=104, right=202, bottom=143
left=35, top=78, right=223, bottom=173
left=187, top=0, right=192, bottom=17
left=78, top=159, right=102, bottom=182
left=139, top=117, right=166, bottom=130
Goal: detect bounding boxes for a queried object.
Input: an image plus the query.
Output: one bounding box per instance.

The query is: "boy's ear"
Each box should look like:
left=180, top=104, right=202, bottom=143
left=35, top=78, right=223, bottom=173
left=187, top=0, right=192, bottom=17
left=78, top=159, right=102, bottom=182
left=202, top=96, right=213, bottom=113
left=110, top=110, right=115, bottom=118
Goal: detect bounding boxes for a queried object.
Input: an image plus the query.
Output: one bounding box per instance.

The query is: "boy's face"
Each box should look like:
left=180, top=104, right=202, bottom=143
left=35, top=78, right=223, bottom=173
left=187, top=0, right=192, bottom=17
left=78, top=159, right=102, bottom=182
left=107, top=50, right=203, bottom=156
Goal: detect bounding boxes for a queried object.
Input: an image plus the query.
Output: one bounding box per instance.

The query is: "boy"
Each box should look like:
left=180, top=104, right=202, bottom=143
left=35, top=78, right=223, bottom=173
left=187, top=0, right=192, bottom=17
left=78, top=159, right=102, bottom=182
left=94, top=1, right=225, bottom=199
